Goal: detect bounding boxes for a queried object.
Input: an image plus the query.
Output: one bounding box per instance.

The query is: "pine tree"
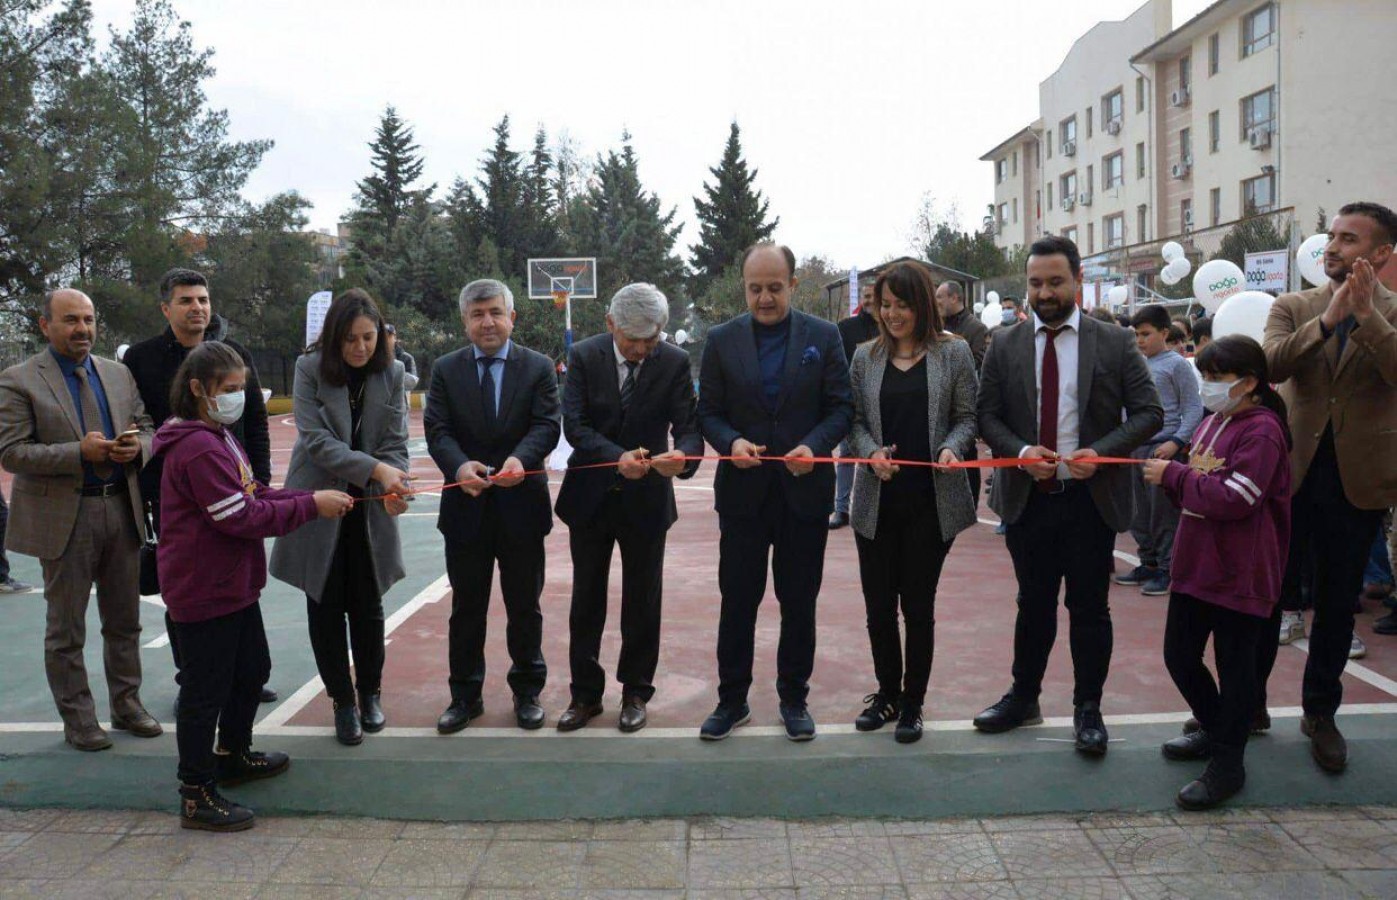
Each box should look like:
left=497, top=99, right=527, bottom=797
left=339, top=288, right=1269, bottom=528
left=354, top=105, right=429, bottom=236
left=519, top=125, right=561, bottom=261
left=689, top=122, right=778, bottom=296
left=475, top=115, right=527, bottom=277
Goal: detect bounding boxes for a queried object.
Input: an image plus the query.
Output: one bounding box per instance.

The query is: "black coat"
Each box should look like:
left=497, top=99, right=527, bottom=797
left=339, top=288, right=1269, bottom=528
left=837, top=310, right=879, bottom=363
left=553, top=334, right=703, bottom=531
left=424, top=341, right=561, bottom=544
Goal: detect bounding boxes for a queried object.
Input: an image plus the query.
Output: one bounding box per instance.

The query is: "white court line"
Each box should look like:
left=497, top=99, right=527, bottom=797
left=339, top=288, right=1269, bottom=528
left=256, top=573, right=452, bottom=729
left=975, top=517, right=1143, bottom=567
left=143, top=633, right=171, bottom=650
left=1291, top=638, right=1397, bottom=698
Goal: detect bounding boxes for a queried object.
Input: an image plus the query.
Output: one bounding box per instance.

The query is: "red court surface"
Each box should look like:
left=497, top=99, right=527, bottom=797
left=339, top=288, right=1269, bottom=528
left=249, top=411, right=1397, bottom=735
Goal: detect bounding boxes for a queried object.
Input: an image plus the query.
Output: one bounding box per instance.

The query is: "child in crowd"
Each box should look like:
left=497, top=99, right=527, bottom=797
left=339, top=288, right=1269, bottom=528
left=1167, top=323, right=1189, bottom=355
left=153, top=342, right=352, bottom=831
left=1143, top=335, right=1292, bottom=810
left=1117, top=305, right=1203, bottom=595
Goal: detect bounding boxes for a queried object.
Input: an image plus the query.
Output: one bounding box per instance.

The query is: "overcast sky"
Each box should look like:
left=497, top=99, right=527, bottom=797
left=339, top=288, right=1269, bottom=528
left=90, top=0, right=1213, bottom=272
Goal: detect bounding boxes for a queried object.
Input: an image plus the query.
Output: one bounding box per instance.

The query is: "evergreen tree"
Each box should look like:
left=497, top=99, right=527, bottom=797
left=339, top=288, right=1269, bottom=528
left=474, top=115, right=527, bottom=277
left=353, top=105, right=429, bottom=238
left=520, top=125, right=560, bottom=259
left=689, top=122, right=777, bottom=296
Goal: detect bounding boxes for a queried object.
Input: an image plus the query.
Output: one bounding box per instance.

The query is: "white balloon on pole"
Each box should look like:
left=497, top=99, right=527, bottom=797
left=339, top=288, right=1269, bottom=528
left=1107, top=285, right=1129, bottom=308
left=1192, top=259, right=1247, bottom=313
left=986, top=290, right=1000, bottom=305
left=1297, top=233, right=1330, bottom=287
left=1161, top=241, right=1185, bottom=263
left=980, top=303, right=1002, bottom=329
left=675, top=329, right=689, bottom=345
left=1212, top=290, right=1275, bottom=344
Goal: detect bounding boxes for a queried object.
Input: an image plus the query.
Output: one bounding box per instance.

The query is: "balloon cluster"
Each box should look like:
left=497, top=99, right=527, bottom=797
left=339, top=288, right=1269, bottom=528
left=1296, top=233, right=1329, bottom=287
left=979, top=291, right=1002, bottom=328
left=1158, top=241, right=1193, bottom=286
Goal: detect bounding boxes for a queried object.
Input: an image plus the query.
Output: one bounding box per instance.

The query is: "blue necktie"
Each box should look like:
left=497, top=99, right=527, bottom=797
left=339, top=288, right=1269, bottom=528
left=480, top=357, right=500, bottom=426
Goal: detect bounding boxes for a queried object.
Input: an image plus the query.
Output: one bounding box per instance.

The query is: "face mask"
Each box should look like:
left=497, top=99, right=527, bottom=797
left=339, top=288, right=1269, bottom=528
left=1001, top=310, right=1016, bottom=326
left=206, top=390, right=245, bottom=425
left=1199, top=379, right=1241, bottom=414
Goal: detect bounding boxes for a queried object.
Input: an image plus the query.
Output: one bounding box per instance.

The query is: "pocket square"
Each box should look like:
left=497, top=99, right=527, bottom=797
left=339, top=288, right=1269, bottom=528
left=800, top=345, right=820, bottom=366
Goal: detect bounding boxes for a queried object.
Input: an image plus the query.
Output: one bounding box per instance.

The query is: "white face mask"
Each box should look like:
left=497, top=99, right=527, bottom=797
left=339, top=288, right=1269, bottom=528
left=206, top=390, right=245, bottom=425
left=1199, top=379, right=1242, bottom=414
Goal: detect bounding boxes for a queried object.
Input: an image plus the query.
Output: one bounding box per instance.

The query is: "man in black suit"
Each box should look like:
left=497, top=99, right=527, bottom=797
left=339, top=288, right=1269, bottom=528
left=425, top=278, right=561, bottom=733
left=830, top=280, right=878, bottom=529
left=973, top=235, right=1162, bottom=755
left=553, top=283, right=703, bottom=733
left=697, top=243, right=854, bottom=742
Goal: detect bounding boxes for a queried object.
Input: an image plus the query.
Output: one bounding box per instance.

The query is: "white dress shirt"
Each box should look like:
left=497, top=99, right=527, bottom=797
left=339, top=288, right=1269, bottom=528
left=1030, top=305, right=1081, bottom=480
left=612, top=340, right=644, bottom=388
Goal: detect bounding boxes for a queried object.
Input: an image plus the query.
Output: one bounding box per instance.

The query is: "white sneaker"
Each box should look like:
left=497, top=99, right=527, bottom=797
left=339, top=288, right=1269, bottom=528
left=1279, top=611, right=1305, bottom=645
left=1350, top=634, right=1367, bottom=660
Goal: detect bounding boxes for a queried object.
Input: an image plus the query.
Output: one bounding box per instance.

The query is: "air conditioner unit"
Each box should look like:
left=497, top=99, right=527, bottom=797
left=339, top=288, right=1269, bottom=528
left=1171, top=162, right=1191, bottom=179
left=1170, top=87, right=1191, bottom=107
left=1062, top=140, right=1077, bottom=157
left=1249, top=127, right=1272, bottom=149
left=1061, top=197, right=1075, bottom=212
left=1078, top=192, right=1093, bottom=207
left=1105, top=120, right=1122, bottom=136
left=1183, top=209, right=1195, bottom=226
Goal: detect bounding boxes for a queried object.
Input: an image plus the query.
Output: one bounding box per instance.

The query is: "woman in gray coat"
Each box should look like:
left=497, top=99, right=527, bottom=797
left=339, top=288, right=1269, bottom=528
left=270, top=289, right=412, bottom=745
left=846, top=261, right=979, bottom=744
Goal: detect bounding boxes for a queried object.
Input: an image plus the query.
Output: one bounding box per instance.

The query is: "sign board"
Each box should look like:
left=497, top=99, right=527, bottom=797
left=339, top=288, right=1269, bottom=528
left=305, top=291, right=333, bottom=347
left=848, top=267, right=859, bottom=315
left=1244, top=250, right=1289, bottom=294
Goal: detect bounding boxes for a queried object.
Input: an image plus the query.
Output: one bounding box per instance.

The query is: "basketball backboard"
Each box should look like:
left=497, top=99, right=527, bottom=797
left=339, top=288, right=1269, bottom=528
left=527, top=257, right=598, bottom=300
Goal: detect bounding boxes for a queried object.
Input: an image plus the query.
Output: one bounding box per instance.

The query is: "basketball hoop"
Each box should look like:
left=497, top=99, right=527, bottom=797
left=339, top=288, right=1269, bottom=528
left=552, top=289, right=570, bottom=310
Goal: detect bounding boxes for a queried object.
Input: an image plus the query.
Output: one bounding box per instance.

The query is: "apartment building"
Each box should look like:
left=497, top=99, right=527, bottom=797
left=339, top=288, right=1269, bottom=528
left=983, top=0, right=1397, bottom=259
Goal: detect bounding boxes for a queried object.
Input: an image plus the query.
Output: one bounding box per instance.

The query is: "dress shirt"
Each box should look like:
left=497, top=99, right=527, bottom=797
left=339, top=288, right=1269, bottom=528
left=1030, top=306, right=1081, bottom=480
left=612, top=339, right=646, bottom=387
left=49, top=348, right=120, bottom=487
left=471, top=339, right=512, bottom=414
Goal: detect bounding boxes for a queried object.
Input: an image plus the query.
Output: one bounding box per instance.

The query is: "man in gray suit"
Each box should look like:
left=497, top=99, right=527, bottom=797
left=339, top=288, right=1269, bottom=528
left=0, top=289, right=162, bottom=750
left=972, top=236, right=1162, bottom=755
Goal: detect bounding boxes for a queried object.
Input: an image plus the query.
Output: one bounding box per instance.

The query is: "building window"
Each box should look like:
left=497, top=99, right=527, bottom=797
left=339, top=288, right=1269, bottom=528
left=1179, top=54, right=1192, bottom=92
left=1243, top=3, right=1276, bottom=58
left=1209, top=110, right=1220, bottom=152
left=996, top=158, right=1007, bottom=184
left=1180, top=127, right=1192, bottom=164
left=1242, top=173, right=1276, bottom=214
left=1181, top=198, right=1194, bottom=231
left=1060, top=116, right=1077, bottom=151
left=1060, top=171, right=1077, bottom=204
left=1137, top=204, right=1148, bottom=243
left=1105, top=214, right=1125, bottom=249
left=1086, top=165, right=1094, bottom=197
left=1102, top=89, right=1123, bottom=128
left=1208, top=32, right=1220, bottom=75
left=998, top=203, right=1008, bottom=229
left=1241, top=87, right=1275, bottom=139
left=1103, top=152, right=1124, bottom=190
left=1063, top=226, right=1078, bottom=246
left=1087, top=222, right=1095, bottom=254
left=1086, top=107, right=1093, bottom=139
left=1013, top=198, right=1019, bottom=223
left=1047, top=183, right=1053, bottom=209
left=1136, top=142, right=1146, bottom=179
left=1135, top=76, right=1145, bottom=113
left=1035, top=189, right=1042, bottom=220
left=1047, top=131, right=1053, bottom=158
left=1012, top=151, right=1018, bottom=176
left=1210, top=187, right=1222, bottom=226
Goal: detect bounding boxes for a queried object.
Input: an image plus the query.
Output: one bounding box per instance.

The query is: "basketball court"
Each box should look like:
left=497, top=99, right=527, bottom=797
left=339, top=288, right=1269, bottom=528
left=3, top=409, right=1397, bottom=822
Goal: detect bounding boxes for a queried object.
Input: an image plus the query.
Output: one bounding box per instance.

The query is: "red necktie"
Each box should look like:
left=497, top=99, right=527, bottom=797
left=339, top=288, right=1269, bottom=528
left=1037, top=327, right=1061, bottom=492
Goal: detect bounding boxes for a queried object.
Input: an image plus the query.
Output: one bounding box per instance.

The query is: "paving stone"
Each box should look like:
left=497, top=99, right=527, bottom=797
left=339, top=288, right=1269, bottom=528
left=464, top=891, right=573, bottom=900
left=588, top=819, right=687, bottom=842
left=903, top=883, right=1017, bottom=900
left=1167, top=805, right=1272, bottom=826
left=43, top=809, right=145, bottom=834
left=1086, top=826, right=1218, bottom=876
left=300, top=817, right=406, bottom=840
left=787, top=820, right=887, bottom=840
left=1338, top=868, right=1397, bottom=899
left=398, top=821, right=497, bottom=841
left=264, top=837, right=394, bottom=886
left=494, top=820, right=594, bottom=841
left=1012, top=877, right=1130, bottom=899
left=77, top=834, right=196, bottom=881
left=1183, top=823, right=1322, bottom=873
left=686, top=837, right=793, bottom=889
left=0, top=811, right=60, bottom=833
left=1357, top=806, right=1397, bottom=821
left=472, top=839, right=585, bottom=889
left=170, top=836, right=300, bottom=884
left=28, top=880, right=171, bottom=899
left=0, top=882, right=50, bottom=899
left=1121, top=870, right=1359, bottom=899
left=978, top=814, right=1083, bottom=832
left=364, top=889, right=467, bottom=900
left=1079, top=811, right=1174, bottom=829
left=690, top=817, right=788, bottom=840
left=0, top=835, right=30, bottom=855
left=1266, top=806, right=1371, bottom=823
left=0, top=831, right=121, bottom=879
left=579, top=839, right=685, bottom=890
left=795, top=887, right=908, bottom=899
left=577, top=892, right=686, bottom=900
left=883, top=819, right=983, bottom=837
left=789, top=836, right=899, bottom=887
left=888, top=833, right=1005, bottom=883
left=1277, top=819, right=1397, bottom=869
left=686, top=891, right=797, bottom=900
left=988, top=829, right=1113, bottom=880
left=369, top=838, right=487, bottom=888
left=257, top=886, right=367, bottom=899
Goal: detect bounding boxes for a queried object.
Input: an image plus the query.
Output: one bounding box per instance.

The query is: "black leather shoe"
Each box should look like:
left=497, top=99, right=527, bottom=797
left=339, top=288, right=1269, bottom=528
left=179, top=782, right=255, bottom=832
left=436, top=698, right=484, bottom=735
left=215, top=746, right=290, bottom=786
left=895, top=703, right=923, bottom=744
left=1301, top=714, right=1347, bottom=772
left=514, top=694, right=545, bottom=730
left=358, top=691, right=385, bottom=733
left=1177, top=761, right=1246, bottom=811
left=64, top=723, right=113, bottom=752
left=1184, top=709, right=1270, bottom=736
left=557, top=699, right=603, bottom=732
left=111, top=706, right=163, bottom=738
left=259, top=686, right=279, bottom=703
left=1162, top=729, right=1212, bottom=761
left=854, top=692, right=900, bottom=732
left=618, top=695, right=647, bottom=733
left=972, top=693, right=1042, bottom=733
left=828, top=512, right=849, bottom=530
left=334, top=702, right=363, bottom=746
left=780, top=703, right=816, bottom=741
left=1073, top=701, right=1109, bottom=756
left=699, top=703, right=751, bottom=740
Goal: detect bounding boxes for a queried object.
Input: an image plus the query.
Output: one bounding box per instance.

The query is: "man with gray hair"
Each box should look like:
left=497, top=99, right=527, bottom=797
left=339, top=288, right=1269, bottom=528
left=553, top=283, right=703, bottom=732
left=425, top=278, right=561, bottom=733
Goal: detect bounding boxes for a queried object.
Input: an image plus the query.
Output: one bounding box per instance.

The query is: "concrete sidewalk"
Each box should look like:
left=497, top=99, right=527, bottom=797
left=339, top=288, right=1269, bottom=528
left=2, top=805, right=1396, bottom=897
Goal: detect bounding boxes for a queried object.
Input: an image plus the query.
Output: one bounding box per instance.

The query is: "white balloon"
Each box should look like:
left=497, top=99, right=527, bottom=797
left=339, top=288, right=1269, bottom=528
left=1297, top=233, right=1330, bottom=287
left=675, top=329, right=689, bottom=345
left=1167, top=256, right=1192, bottom=279
left=980, top=303, right=1002, bottom=329
left=973, top=302, right=985, bottom=314
left=986, top=290, right=1001, bottom=305
left=115, top=343, right=130, bottom=362
left=1161, top=241, right=1185, bottom=263
left=1107, top=285, right=1129, bottom=307
left=1192, top=259, right=1246, bottom=313
left=1212, top=290, right=1275, bottom=344
left=1159, top=267, right=1181, bottom=287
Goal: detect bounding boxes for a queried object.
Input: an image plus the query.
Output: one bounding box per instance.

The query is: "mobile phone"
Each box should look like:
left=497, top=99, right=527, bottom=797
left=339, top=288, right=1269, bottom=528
left=119, top=427, right=141, bottom=438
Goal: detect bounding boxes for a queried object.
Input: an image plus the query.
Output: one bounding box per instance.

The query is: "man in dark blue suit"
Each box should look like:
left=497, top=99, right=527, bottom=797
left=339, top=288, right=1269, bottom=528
left=697, top=243, right=854, bottom=741
left=425, top=279, right=561, bottom=733
left=554, top=283, right=704, bottom=733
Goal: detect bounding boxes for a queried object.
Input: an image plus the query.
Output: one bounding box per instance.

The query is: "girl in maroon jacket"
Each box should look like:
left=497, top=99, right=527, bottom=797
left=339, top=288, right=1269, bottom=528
left=153, top=343, right=352, bottom=832
left=1143, top=335, right=1292, bottom=811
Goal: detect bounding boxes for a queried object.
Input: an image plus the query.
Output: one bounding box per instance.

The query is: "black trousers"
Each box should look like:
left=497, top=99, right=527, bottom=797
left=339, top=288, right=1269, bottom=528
left=716, top=490, right=828, bottom=708
left=445, top=529, right=546, bottom=702
left=171, top=602, right=270, bottom=786
left=307, top=506, right=384, bottom=705
left=855, top=500, right=953, bottom=706
left=1005, top=483, right=1117, bottom=706
left=0, top=487, right=10, bottom=581
left=1164, top=591, right=1267, bottom=758
left=567, top=492, right=666, bottom=703
left=1256, top=434, right=1381, bottom=717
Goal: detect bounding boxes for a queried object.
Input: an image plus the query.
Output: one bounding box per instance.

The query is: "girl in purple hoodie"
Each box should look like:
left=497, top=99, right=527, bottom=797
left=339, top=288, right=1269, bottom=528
left=1143, top=335, right=1292, bottom=811
left=153, top=342, right=352, bottom=832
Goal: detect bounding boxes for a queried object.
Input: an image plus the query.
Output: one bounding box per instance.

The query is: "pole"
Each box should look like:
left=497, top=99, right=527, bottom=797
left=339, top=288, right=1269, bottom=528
left=564, top=293, right=573, bottom=353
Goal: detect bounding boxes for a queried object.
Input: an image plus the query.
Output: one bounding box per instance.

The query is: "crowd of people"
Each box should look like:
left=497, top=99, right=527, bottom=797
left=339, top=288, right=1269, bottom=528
left=0, top=201, right=1393, bottom=832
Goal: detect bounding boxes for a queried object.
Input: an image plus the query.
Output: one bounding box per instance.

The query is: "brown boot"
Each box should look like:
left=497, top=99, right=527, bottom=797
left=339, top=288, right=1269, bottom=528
left=1301, top=714, right=1347, bottom=773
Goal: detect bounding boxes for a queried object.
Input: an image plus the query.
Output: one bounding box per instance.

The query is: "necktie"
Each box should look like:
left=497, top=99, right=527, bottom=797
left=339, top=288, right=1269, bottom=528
left=620, top=360, right=639, bottom=415
left=480, top=357, right=500, bottom=427
left=1038, top=327, right=1062, bottom=491
left=73, top=365, right=113, bottom=478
